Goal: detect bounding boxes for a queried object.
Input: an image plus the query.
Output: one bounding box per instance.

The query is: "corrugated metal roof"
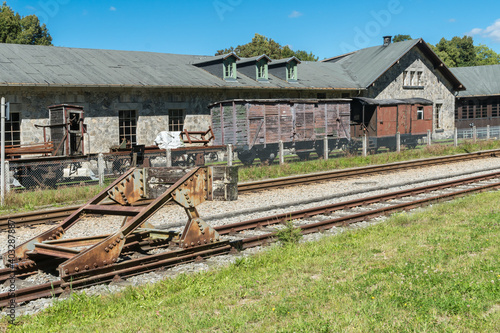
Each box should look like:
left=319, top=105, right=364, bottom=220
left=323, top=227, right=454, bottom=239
left=450, top=65, right=500, bottom=97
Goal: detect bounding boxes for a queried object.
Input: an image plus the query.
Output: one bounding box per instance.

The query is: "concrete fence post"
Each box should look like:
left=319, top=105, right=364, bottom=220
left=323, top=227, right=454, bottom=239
left=427, top=130, right=431, bottom=146
left=362, top=134, right=367, bottom=157
left=323, top=137, right=329, bottom=161
left=454, top=128, right=458, bottom=147
left=227, top=144, right=233, bottom=166
left=4, top=160, right=9, bottom=193
left=473, top=126, right=477, bottom=143
left=487, top=125, right=490, bottom=140
left=396, top=132, right=401, bottom=153
left=98, top=153, right=104, bottom=187
left=166, top=149, right=172, bottom=167
left=279, top=140, right=284, bottom=165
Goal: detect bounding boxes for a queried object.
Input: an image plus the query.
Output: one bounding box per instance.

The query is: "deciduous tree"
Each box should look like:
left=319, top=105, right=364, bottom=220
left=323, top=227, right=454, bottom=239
left=216, top=33, right=318, bottom=61
left=0, top=2, right=52, bottom=45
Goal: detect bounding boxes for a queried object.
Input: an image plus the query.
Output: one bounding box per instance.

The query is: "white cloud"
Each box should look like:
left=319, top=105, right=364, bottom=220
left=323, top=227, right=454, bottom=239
left=110, top=6, right=117, bottom=11
left=288, top=10, right=303, bottom=18
left=467, top=19, right=500, bottom=42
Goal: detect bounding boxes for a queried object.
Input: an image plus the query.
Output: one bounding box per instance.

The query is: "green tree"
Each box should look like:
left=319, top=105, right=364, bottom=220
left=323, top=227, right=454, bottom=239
left=0, top=2, right=52, bottom=45
left=393, top=34, right=412, bottom=43
left=430, top=36, right=500, bottom=67
left=216, top=33, right=318, bottom=61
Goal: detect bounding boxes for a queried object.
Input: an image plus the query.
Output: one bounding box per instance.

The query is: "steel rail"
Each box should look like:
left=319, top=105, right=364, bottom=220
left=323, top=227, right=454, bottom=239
left=1, top=171, right=500, bottom=307
left=1, top=149, right=499, bottom=230
left=237, top=149, right=500, bottom=192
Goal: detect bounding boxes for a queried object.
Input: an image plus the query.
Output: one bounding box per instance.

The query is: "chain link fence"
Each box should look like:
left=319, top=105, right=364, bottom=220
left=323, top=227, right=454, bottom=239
left=5, top=147, right=228, bottom=192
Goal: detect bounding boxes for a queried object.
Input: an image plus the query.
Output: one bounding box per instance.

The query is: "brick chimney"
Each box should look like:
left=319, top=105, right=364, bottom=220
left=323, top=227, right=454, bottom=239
left=383, top=36, right=392, bottom=46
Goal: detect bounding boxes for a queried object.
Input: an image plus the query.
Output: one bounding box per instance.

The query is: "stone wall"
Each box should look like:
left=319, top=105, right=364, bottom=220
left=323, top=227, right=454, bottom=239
left=364, top=47, right=456, bottom=138
left=0, top=86, right=331, bottom=154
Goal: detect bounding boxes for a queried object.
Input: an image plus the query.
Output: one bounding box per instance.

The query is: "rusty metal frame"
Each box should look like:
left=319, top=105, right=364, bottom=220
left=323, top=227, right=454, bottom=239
left=3, top=166, right=223, bottom=281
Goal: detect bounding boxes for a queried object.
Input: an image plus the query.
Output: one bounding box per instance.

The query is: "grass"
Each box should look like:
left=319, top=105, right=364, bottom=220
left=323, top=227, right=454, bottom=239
left=0, top=185, right=103, bottom=214
left=3, top=139, right=500, bottom=214
left=5, top=190, right=500, bottom=332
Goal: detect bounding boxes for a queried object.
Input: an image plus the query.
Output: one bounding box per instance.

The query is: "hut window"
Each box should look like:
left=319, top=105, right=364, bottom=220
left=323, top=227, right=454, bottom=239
left=119, top=110, right=137, bottom=145
left=417, top=107, right=424, bottom=120
left=6, top=112, right=20, bottom=146
left=492, top=97, right=499, bottom=117
left=169, top=109, right=185, bottom=131
left=287, top=62, right=297, bottom=81
left=434, top=104, right=442, bottom=129
left=223, top=58, right=236, bottom=80
left=257, top=60, right=268, bottom=80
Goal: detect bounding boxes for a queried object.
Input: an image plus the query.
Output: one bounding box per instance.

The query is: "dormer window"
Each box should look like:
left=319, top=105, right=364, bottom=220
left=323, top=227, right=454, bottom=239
left=287, top=63, right=297, bottom=81
left=256, top=59, right=268, bottom=81
left=223, top=57, right=236, bottom=81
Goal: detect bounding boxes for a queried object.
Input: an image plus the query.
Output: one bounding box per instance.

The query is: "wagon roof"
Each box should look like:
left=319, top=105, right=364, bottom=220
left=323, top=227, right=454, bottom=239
left=353, top=97, right=433, bottom=106
left=208, top=98, right=352, bottom=107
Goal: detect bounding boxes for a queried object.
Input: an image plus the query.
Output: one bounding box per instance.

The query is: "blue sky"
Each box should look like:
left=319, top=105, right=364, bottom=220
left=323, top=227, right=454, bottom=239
left=7, top=0, right=500, bottom=60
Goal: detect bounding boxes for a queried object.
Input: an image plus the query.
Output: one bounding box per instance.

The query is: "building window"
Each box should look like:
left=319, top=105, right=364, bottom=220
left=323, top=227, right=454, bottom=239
left=434, top=104, right=442, bottom=129
left=119, top=110, right=137, bottom=145
left=417, top=107, right=424, bottom=120
left=223, top=58, right=236, bottom=80
left=257, top=59, right=268, bottom=80
left=169, top=109, right=185, bottom=132
left=492, top=97, right=499, bottom=118
left=403, top=70, right=423, bottom=88
left=468, top=100, right=474, bottom=119
left=287, top=62, right=297, bottom=81
left=480, top=101, right=488, bottom=118
left=6, top=112, right=20, bottom=146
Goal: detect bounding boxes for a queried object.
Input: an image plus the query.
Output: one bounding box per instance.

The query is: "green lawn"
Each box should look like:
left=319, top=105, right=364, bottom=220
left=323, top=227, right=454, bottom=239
left=7, top=190, right=500, bottom=332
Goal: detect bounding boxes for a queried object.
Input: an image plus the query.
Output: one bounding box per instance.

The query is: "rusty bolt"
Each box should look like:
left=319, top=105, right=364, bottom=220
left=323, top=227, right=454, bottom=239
left=105, top=247, right=109, bottom=252
left=84, top=265, right=89, bottom=270
left=198, top=241, right=201, bottom=245
left=93, top=263, right=98, bottom=268
left=103, top=260, right=107, bottom=265
left=204, top=239, right=207, bottom=243
left=109, top=244, right=114, bottom=249
left=191, top=242, right=194, bottom=246
left=65, top=269, right=69, bottom=274
left=75, top=267, right=79, bottom=272
left=120, top=235, right=124, bottom=240
left=48, top=237, right=53, bottom=240
left=116, top=238, right=121, bottom=243
left=112, top=258, right=116, bottom=263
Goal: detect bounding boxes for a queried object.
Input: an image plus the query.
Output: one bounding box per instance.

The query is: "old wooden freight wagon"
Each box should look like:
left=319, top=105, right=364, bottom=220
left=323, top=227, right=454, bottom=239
left=209, top=99, right=351, bottom=164
left=350, top=97, right=433, bottom=151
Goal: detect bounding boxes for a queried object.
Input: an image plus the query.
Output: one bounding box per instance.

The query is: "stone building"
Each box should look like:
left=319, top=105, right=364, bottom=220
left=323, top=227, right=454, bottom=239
left=0, top=37, right=465, bottom=153
left=321, top=37, right=465, bottom=138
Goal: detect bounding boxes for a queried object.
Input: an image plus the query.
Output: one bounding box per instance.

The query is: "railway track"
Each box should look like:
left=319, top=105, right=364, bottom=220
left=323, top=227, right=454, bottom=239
left=1, top=169, right=500, bottom=307
left=1, top=148, right=499, bottom=230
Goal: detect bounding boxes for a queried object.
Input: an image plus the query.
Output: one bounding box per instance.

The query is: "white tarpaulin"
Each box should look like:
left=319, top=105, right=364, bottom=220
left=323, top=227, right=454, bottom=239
left=154, top=131, right=185, bottom=149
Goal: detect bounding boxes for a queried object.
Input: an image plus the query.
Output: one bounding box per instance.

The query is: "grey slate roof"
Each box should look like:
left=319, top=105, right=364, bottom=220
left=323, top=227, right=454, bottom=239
left=322, top=38, right=464, bottom=91
left=450, top=65, right=500, bottom=97
left=0, top=40, right=463, bottom=92
left=0, top=44, right=315, bottom=89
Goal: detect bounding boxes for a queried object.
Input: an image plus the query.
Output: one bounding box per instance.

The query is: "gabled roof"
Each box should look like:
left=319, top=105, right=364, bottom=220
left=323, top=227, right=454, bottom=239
left=269, top=56, right=301, bottom=66
left=321, top=38, right=465, bottom=91
left=192, top=52, right=240, bottom=65
left=238, top=55, right=272, bottom=64
left=450, top=64, right=500, bottom=97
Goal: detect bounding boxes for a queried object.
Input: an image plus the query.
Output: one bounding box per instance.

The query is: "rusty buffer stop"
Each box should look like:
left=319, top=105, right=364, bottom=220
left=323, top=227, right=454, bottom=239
left=3, top=165, right=238, bottom=281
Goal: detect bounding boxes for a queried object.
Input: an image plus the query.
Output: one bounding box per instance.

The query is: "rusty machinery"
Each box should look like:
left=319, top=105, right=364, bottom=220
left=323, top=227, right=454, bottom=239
left=3, top=165, right=238, bottom=281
